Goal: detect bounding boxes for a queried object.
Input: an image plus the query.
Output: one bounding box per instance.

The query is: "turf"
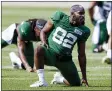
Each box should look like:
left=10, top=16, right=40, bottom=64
left=1, top=4, right=111, bottom=91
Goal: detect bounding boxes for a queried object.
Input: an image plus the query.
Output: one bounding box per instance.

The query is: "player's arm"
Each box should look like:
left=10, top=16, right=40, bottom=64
left=17, top=35, right=33, bottom=72
left=88, top=1, right=96, bottom=22
left=40, top=20, right=53, bottom=45
left=40, top=11, right=63, bottom=45
left=77, top=42, right=89, bottom=87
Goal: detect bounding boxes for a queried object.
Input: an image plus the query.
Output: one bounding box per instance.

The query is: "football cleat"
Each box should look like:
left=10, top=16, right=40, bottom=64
left=102, top=56, right=111, bottom=64
left=51, top=72, right=64, bottom=84
left=93, top=45, right=104, bottom=53
left=30, top=81, right=48, bottom=87
left=9, top=52, right=22, bottom=69
left=12, top=62, right=20, bottom=69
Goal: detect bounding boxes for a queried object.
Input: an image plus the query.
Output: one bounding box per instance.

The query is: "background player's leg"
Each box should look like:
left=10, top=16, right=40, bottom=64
left=1, top=39, right=9, bottom=48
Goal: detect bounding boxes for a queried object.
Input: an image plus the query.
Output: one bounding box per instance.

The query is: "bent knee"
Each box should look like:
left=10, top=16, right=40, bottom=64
left=70, top=79, right=81, bottom=86
left=34, top=45, right=45, bottom=56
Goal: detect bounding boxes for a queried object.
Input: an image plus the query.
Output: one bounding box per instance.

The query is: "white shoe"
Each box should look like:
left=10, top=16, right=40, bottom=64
left=51, top=72, right=64, bottom=84
left=12, top=62, right=20, bottom=69
left=102, top=56, right=111, bottom=64
left=30, top=81, right=48, bottom=87
left=9, top=52, right=22, bottom=69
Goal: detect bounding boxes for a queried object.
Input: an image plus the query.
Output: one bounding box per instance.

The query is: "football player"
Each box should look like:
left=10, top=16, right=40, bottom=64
left=2, top=19, right=47, bottom=72
left=30, top=5, right=90, bottom=87
left=102, top=11, right=112, bottom=64
left=88, top=1, right=111, bottom=53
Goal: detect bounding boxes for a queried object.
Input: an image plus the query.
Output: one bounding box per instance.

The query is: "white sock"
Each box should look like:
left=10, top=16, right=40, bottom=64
left=107, top=49, right=111, bottom=58
left=37, top=69, right=45, bottom=82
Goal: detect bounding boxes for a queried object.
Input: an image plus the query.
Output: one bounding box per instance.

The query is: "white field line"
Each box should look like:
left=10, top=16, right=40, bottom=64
left=2, top=77, right=111, bottom=80
left=2, top=56, right=105, bottom=60
left=88, top=74, right=111, bottom=76
left=2, top=65, right=111, bottom=70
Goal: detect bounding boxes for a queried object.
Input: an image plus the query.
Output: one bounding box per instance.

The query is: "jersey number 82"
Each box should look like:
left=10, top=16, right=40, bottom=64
left=52, top=27, right=77, bottom=49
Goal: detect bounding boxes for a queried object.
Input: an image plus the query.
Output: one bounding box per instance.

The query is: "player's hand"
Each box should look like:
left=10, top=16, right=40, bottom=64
left=26, top=66, right=34, bottom=72
left=81, top=79, right=89, bottom=87
left=42, top=42, right=49, bottom=49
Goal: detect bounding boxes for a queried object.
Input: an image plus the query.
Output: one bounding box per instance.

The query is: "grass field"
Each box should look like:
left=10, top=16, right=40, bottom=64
left=1, top=3, right=111, bottom=91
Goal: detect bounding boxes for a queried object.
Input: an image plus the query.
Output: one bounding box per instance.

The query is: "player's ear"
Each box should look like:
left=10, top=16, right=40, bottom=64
left=34, top=26, right=38, bottom=32
left=34, top=26, right=36, bottom=31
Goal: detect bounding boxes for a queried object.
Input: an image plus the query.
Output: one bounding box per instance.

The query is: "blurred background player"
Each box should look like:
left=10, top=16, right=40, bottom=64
left=102, top=11, right=112, bottom=64
left=2, top=18, right=47, bottom=72
left=88, top=1, right=111, bottom=53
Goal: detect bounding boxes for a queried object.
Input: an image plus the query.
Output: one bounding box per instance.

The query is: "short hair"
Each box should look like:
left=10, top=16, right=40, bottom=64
left=36, top=19, right=47, bottom=30
left=70, top=5, right=85, bottom=13
left=26, top=18, right=47, bottom=30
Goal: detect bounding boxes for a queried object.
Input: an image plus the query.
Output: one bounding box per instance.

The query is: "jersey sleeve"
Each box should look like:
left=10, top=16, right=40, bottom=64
left=18, top=21, right=37, bottom=41
left=78, top=26, right=91, bottom=42
left=18, top=21, right=25, bottom=39
left=51, top=11, right=64, bottom=23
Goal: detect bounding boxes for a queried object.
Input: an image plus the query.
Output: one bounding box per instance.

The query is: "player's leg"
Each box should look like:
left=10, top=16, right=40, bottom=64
left=92, top=6, right=108, bottom=53
left=2, top=24, right=22, bottom=68
left=99, top=21, right=108, bottom=45
left=92, top=6, right=102, bottom=52
left=30, top=45, right=59, bottom=87
left=92, top=20, right=108, bottom=52
left=30, top=45, right=46, bottom=87
left=55, top=58, right=80, bottom=86
left=1, top=39, right=8, bottom=48
left=106, top=11, right=112, bottom=62
left=102, top=11, right=112, bottom=64
left=30, top=45, right=56, bottom=87
left=2, top=23, right=17, bottom=48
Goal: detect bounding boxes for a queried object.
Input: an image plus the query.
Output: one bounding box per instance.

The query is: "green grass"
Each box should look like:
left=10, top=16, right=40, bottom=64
left=1, top=4, right=111, bottom=91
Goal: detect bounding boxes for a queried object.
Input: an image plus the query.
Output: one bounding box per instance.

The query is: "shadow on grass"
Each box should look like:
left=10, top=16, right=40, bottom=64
left=61, top=85, right=111, bottom=87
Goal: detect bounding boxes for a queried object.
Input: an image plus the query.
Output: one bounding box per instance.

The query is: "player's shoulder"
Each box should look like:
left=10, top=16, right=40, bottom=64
left=51, top=11, right=66, bottom=21
left=79, top=25, right=91, bottom=34
left=54, top=11, right=66, bottom=16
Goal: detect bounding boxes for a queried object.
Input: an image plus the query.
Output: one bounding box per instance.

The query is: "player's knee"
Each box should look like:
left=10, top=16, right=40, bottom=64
left=35, top=45, right=45, bottom=56
left=63, top=72, right=81, bottom=86
left=67, top=75, right=81, bottom=86
left=70, top=79, right=81, bottom=86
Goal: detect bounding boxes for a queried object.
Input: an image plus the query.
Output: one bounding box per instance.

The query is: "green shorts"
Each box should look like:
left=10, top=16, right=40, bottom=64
left=42, top=46, right=81, bottom=86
